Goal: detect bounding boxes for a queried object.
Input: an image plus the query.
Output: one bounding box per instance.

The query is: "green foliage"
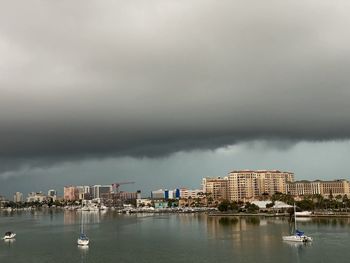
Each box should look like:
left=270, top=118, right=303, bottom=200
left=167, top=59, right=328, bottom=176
left=266, top=202, right=274, bottom=209
left=218, top=200, right=230, bottom=212
left=218, top=200, right=240, bottom=212
left=296, top=199, right=314, bottom=211
left=272, top=193, right=294, bottom=205
left=245, top=202, right=259, bottom=213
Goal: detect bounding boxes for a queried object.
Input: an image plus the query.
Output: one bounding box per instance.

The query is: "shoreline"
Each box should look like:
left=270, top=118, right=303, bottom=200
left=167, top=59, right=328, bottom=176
left=208, top=212, right=350, bottom=218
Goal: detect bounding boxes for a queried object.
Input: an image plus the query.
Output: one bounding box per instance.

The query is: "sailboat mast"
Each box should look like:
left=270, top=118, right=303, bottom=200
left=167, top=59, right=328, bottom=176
left=294, top=203, right=297, bottom=231
left=81, top=211, right=84, bottom=234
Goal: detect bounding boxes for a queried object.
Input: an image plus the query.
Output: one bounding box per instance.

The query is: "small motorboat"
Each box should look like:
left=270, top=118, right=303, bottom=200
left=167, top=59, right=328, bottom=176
left=3, top=231, right=16, bottom=240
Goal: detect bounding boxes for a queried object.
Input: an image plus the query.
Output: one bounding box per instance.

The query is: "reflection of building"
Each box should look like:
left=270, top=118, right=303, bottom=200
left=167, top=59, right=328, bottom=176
left=287, top=180, right=350, bottom=197
left=64, top=186, right=78, bottom=201
left=14, top=192, right=23, bottom=202
left=228, top=170, right=294, bottom=201
left=202, top=177, right=228, bottom=200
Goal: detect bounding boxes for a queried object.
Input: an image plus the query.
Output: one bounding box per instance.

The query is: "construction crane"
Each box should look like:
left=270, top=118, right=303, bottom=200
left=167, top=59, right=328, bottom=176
left=112, top=181, right=135, bottom=194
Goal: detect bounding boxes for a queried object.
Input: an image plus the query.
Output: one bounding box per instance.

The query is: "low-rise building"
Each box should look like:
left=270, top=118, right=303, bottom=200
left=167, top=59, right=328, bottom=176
left=27, top=192, right=47, bottom=203
left=287, top=179, right=350, bottom=198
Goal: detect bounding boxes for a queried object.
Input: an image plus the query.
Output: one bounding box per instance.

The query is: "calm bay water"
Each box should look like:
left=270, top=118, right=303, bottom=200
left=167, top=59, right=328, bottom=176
left=0, top=210, right=350, bottom=263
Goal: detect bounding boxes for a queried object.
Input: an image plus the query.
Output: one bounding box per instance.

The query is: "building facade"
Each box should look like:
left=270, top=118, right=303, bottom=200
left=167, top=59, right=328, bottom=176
left=202, top=177, right=228, bottom=200
left=13, top=192, right=23, bottom=202
left=64, top=186, right=78, bottom=201
left=228, top=170, right=294, bottom=201
left=287, top=179, right=350, bottom=197
left=92, top=185, right=112, bottom=199
left=27, top=192, right=47, bottom=202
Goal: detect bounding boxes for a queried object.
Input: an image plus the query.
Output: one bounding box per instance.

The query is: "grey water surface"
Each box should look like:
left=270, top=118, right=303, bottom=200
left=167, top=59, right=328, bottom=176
left=0, top=210, right=349, bottom=263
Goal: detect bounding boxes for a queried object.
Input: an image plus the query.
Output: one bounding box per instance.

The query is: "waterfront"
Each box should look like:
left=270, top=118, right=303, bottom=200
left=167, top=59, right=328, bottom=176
left=1, top=211, right=350, bottom=263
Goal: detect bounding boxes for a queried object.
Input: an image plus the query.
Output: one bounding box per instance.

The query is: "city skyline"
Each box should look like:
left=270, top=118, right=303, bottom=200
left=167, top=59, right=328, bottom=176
left=3, top=168, right=350, bottom=202
left=1, top=1, right=350, bottom=197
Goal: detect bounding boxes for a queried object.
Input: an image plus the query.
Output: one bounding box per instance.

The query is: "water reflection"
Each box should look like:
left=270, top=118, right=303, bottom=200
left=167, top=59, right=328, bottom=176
left=283, top=241, right=312, bottom=248
left=311, top=218, right=350, bottom=226
left=3, top=238, right=15, bottom=246
left=219, top=217, right=239, bottom=225
left=64, top=211, right=102, bottom=225
left=78, top=244, right=89, bottom=263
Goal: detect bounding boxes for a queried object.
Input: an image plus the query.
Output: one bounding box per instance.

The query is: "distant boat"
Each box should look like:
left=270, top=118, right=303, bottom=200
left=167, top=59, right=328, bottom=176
left=283, top=204, right=313, bottom=243
left=2, top=231, right=16, bottom=240
left=77, top=211, right=89, bottom=246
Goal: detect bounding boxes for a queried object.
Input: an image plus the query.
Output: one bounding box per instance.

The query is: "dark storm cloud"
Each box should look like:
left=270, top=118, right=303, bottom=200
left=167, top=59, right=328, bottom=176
left=1, top=0, right=350, bottom=168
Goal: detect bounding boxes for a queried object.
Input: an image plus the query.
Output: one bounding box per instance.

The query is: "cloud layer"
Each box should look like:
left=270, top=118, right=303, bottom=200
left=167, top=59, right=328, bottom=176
left=1, top=0, right=350, bottom=164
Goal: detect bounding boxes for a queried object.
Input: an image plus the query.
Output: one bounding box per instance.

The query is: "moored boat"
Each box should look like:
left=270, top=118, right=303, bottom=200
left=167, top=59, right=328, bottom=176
left=283, top=204, right=313, bottom=243
left=3, top=231, right=16, bottom=240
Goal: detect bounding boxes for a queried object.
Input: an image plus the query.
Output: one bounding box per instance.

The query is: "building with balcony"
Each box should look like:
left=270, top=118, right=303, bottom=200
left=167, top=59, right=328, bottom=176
left=228, top=170, right=294, bottom=201
left=287, top=179, right=350, bottom=198
left=202, top=177, right=228, bottom=201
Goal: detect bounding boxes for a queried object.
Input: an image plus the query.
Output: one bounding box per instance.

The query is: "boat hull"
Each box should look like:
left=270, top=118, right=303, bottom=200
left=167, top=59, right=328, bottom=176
left=283, top=235, right=312, bottom=242
left=3, top=233, right=16, bottom=240
left=77, top=238, right=89, bottom=246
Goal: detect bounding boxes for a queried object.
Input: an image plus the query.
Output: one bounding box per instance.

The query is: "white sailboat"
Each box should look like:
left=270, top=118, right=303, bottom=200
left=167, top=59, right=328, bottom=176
left=77, top=212, right=89, bottom=246
left=283, top=203, right=312, bottom=242
left=2, top=231, right=16, bottom=240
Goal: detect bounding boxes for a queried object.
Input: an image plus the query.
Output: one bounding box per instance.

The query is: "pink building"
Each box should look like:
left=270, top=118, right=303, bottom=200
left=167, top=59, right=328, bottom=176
left=64, top=186, right=78, bottom=201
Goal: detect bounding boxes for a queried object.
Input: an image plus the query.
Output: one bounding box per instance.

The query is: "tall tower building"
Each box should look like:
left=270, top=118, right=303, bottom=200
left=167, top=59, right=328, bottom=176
left=13, top=192, right=23, bottom=202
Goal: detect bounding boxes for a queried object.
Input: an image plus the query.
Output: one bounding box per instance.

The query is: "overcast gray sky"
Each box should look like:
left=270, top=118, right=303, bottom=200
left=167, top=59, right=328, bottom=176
left=1, top=1, right=350, bottom=197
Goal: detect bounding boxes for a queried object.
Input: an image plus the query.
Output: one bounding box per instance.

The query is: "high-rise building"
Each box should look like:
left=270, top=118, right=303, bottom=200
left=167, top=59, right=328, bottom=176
left=64, top=186, right=78, bottom=201
left=76, top=186, right=90, bottom=200
left=227, top=170, right=294, bottom=201
left=202, top=177, right=228, bottom=200
left=92, top=185, right=112, bottom=199
left=13, top=192, right=23, bottom=202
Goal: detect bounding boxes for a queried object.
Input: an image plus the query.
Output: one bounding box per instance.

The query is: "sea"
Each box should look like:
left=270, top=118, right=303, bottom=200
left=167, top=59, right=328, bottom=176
left=0, top=210, right=350, bottom=263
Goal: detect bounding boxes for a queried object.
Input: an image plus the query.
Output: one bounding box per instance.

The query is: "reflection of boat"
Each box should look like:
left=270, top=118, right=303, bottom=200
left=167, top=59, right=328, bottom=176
left=3, top=231, right=16, bottom=240
left=284, top=240, right=312, bottom=248
left=283, top=204, right=312, bottom=243
left=77, top=212, right=89, bottom=246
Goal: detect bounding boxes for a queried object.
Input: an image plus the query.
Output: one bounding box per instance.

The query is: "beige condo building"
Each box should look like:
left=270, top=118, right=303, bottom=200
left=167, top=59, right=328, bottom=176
left=202, top=177, right=229, bottom=200
left=202, top=170, right=294, bottom=202
left=287, top=179, right=350, bottom=197
left=228, top=170, right=294, bottom=201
